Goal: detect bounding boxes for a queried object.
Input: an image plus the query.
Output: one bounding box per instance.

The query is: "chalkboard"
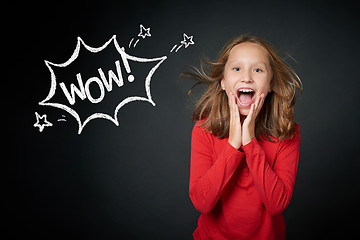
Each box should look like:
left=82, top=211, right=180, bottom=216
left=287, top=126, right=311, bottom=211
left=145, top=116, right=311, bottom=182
left=9, top=0, right=360, bottom=239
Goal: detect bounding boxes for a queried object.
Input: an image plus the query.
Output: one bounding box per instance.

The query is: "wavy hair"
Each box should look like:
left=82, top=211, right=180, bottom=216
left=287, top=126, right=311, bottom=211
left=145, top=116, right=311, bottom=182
left=182, top=34, right=303, bottom=141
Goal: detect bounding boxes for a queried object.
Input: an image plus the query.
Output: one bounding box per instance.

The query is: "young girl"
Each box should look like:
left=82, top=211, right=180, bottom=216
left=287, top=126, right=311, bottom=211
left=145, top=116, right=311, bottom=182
left=186, top=35, right=303, bottom=239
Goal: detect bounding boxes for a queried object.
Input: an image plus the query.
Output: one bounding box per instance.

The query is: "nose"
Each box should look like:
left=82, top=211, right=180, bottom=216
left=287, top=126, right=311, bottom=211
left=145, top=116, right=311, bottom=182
left=241, top=69, right=253, bottom=83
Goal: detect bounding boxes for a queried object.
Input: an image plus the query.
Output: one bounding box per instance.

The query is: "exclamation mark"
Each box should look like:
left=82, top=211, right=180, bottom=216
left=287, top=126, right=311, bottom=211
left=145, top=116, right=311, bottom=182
left=120, top=47, right=135, bottom=83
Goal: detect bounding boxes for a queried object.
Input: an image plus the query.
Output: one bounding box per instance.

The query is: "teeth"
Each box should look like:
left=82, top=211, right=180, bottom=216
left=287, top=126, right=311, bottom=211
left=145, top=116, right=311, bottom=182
left=238, top=89, right=254, bottom=93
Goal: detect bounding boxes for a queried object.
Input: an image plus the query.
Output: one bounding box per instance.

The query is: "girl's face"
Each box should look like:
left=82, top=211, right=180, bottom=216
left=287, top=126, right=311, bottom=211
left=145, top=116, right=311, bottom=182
left=221, top=42, right=272, bottom=116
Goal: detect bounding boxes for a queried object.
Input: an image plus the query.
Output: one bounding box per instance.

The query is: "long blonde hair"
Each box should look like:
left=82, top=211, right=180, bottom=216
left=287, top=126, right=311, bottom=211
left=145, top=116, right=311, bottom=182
left=183, top=34, right=303, bottom=141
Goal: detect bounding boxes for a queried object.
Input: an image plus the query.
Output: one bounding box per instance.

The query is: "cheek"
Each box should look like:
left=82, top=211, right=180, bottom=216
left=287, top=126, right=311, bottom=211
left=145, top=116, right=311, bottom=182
left=258, top=77, right=272, bottom=94
left=222, top=79, right=233, bottom=95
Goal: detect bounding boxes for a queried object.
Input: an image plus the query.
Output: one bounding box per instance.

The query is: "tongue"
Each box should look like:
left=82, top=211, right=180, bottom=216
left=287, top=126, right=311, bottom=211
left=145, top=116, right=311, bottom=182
left=239, top=93, right=253, bottom=105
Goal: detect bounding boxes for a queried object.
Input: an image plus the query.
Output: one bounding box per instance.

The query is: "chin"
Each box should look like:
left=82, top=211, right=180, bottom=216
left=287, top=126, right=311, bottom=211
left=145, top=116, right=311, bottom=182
left=239, top=107, right=250, bottom=116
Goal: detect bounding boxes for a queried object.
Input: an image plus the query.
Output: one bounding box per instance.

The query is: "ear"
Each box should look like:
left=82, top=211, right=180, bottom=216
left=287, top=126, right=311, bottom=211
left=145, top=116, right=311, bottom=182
left=220, top=78, right=225, bottom=90
left=269, top=79, right=274, bottom=92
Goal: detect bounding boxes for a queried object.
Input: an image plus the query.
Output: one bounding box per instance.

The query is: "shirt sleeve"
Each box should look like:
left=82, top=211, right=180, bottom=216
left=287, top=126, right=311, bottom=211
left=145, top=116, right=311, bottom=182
left=242, top=125, right=301, bottom=215
left=189, top=122, right=245, bottom=214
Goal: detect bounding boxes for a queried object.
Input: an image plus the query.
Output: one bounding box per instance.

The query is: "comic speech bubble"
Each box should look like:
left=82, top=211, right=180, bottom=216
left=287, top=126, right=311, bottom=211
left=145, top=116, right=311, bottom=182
left=39, top=35, right=167, bottom=134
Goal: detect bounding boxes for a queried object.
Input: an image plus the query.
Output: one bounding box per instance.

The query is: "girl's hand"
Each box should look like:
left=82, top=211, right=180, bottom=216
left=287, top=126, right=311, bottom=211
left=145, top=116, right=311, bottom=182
left=242, top=93, right=265, bottom=146
left=228, top=92, right=242, bottom=149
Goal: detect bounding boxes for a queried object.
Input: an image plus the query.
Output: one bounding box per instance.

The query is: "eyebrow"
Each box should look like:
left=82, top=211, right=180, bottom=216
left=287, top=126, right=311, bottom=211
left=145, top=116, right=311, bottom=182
left=228, top=61, right=268, bottom=68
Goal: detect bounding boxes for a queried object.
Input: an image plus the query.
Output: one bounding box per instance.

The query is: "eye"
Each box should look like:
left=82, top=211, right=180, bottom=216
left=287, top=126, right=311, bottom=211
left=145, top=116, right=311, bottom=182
left=233, top=67, right=240, bottom=71
left=254, top=68, right=263, bottom=73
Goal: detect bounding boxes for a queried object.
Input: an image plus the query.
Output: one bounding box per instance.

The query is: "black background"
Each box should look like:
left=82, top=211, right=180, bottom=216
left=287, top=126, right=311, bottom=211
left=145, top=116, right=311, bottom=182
left=8, top=0, right=360, bottom=239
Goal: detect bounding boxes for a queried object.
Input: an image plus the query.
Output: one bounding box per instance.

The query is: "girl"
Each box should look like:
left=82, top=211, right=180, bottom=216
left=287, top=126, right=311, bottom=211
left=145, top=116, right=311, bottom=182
left=186, top=35, right=303, bottom=239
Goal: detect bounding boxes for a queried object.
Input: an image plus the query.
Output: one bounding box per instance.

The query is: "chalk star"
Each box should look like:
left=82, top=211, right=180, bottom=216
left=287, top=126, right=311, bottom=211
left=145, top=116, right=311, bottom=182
left=180, top=33, right=194, bottom=48
left=138, top=24, right=151, bottom=39
left=34, top=112, right=53, bottom=132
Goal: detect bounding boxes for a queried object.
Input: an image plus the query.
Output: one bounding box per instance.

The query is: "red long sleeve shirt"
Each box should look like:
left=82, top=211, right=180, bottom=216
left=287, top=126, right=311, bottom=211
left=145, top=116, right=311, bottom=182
left=189, top=120, right=301, bottom=240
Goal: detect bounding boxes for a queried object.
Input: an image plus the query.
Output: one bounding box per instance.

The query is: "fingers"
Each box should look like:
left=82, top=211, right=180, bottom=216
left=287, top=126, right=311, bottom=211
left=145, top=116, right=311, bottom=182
left=243, top=93, right=265, bottom=125
left=229, top=92, right=241, bottom=128
left=228, top=92, right=242, bottom=149
left=253, top=93, right=265, bottom=118
left=229, top=92, right=240, bottom=120
left=227, top=92, right=265, bottom=148
left=247, top=100, right=256, bottom=120
left=241, top=94, right=264, bottom=145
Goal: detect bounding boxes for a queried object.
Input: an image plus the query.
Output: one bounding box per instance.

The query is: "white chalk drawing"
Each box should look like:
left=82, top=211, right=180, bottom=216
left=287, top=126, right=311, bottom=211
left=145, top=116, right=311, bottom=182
left=170, top=33, right=194, bottom=52
left=39, top=35, right=167, bottom=134
left=57, top=115, right=67, bottom=122
left=34, top=112, right=53, bottom=132
left=36, top=24, right=195, bottom=134
left=129, top=24, right=151, bottom=48
left=138, top=24, right=151, bottom=39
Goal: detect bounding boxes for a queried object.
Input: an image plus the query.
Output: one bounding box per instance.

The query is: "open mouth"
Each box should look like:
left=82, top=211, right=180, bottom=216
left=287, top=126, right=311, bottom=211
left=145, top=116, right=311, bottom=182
left=237, top=88, right=255, bottom=106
